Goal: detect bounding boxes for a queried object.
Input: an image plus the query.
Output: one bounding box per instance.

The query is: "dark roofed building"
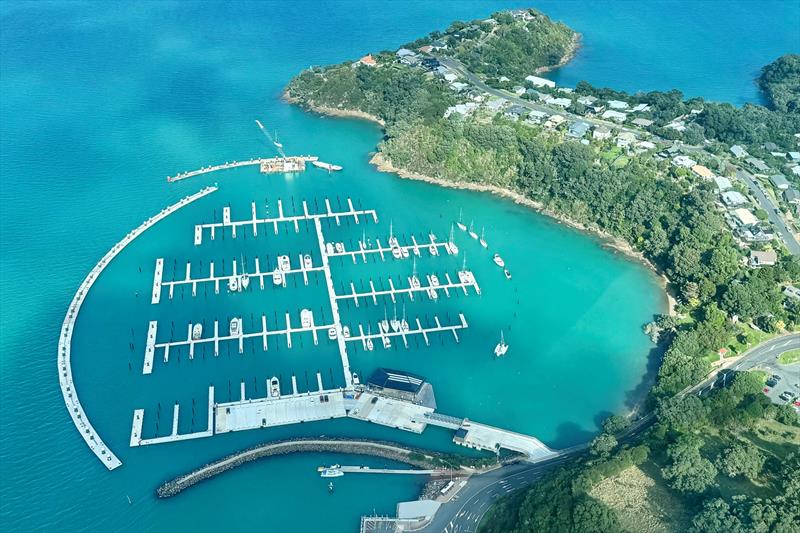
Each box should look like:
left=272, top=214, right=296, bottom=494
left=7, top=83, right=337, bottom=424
left=367, top=368, right=436, bottom=407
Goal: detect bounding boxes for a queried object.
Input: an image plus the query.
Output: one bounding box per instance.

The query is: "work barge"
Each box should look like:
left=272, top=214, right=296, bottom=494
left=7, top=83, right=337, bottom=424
left=166, top=156, right=318, bottom=182
left=135, top=194, right=555, bottom=463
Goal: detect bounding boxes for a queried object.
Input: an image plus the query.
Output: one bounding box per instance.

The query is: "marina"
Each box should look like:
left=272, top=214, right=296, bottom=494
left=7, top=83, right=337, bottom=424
left=58, top=186, right=217, bottom=469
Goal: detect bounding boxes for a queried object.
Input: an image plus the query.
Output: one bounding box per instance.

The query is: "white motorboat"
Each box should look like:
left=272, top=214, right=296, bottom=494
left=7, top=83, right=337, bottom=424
left=366, top=337, right=374, bottom=351
left=382, top=336, right=391, bottom=349
left=494, top=331, right=509, bottom=357
left=342, top=326, right=350, bottom=338
left=430, top=274, right=440, bottom=287
left=303, top=254, right=313, bottom=269
left=228, top=276, right=239, bottom=292
left=272, top=270, right=284, bottom=286
left=269, top=376, right=281, bottom=398
left=493, top=253, right=505, bottom=268
left=278, top=255, right=291, bottom=271
left=230, top=317, right=240, bottom=336
left=192, top=323, right=203, bottom=340
left=456, top=208, right=467, bottom=231
left=328, top=327, right=337, bottom=340
left=392, top=247, right=402, bottom=259
left=335, top=242, right=344, bottom=253
left=401, top=247, right=410, bottom=258
left=504, top=269, right=512, bottom=280
left=311, top=160, right=343, bottom=172
left=429, top=244, right=439, bottom=256
left=319, top=467, right=344, bottom=478
left=301, top=308, right=313, bottom=328
left=352, top=373, right=360, bottom=385
left=325, top=242, right=334, bottom=254
left=427, top=287, right=438, bottom=300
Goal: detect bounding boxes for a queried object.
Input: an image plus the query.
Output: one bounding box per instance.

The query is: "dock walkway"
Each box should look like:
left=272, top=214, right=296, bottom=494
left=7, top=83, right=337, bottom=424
left=59, top=186, right=217, bottom=469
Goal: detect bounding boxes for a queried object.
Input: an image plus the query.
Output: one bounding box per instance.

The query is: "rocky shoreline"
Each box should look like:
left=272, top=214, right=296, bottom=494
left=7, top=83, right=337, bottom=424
left=156, top=437, right=479, bottom=498
left=535, top=32, right=582, bottom=75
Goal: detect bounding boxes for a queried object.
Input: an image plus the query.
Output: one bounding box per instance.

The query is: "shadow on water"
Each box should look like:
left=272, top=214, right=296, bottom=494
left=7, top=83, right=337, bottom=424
left=550, top=421, right=596, bottom=449
left=623, top=340, right=667, bottom=414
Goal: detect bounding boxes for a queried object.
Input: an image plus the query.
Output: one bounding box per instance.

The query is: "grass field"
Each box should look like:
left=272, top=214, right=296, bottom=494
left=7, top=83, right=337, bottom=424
left=778, top=348, right=800, bottom=365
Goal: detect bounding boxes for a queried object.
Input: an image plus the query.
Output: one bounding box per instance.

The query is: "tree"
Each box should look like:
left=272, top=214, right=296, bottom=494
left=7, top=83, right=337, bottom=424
left=716, top=442, right=765, bottom=481
left=590, top=433, right=618, bottom=456
left=662, top=435, right=718, bottom=493
left=690, top=498, right=746, bottom=533
left=656, top=394, right=708, bottom=432
left=601, top=415, right=630, bottom=435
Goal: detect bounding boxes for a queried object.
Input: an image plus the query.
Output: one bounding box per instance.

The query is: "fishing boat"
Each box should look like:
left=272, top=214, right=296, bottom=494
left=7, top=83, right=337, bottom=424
left=301, top=309, right=313, bottom=328
left=303, top=254, right=313, bottom=269
left=278, top=254, right=291, bottom=271
left=230, top=317, right=240, bottom=336
left=269, top=376, right=281, bottom=398
left=504, top=269, right=512, bottom=280
left=382, top=336, right=391, bottom=349
left=272, top=269, right=284, bottom=286
left=479, top=227, right=488, bottom=248
left=328, top=327, right=337, bottom=340
left=456, top=208, right=467, bottom=231
left=311, top=160, right=343, bottom=172
left=192, top=323, right=203, bottom=340
left=468, top=221, right=478, bottom=240
left=494, top=331, right=509, bottom=357
left=493, top=253, right=505, bottom=268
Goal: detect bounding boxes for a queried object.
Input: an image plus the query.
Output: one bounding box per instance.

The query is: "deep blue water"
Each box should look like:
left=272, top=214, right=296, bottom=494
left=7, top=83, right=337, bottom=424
left=1, top=2, right=798, bottom=532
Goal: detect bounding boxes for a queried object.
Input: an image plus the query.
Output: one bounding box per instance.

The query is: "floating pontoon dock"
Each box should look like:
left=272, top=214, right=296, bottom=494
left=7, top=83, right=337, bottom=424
left=60, top=186, right=217, bottom=469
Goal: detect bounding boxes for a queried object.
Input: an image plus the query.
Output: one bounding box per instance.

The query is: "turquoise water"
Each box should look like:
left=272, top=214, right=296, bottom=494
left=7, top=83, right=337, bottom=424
left=1, top=2, right=795, bottom=531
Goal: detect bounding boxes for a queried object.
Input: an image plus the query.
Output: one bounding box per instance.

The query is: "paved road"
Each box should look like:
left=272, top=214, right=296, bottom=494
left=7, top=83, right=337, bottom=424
left=735, top=169, right=800, bottom=255
left=424, top=334, right=800, bottom=533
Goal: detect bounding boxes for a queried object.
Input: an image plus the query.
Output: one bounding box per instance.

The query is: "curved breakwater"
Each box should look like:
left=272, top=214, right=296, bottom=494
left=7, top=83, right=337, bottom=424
left=157, top=438, right=481, bottom=497
left=57, top=186, right=218, bottom=470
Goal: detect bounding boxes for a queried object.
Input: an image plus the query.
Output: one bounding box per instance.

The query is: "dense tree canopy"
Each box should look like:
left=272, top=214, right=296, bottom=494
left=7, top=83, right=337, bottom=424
left=758, top=54, right=800, bottom=113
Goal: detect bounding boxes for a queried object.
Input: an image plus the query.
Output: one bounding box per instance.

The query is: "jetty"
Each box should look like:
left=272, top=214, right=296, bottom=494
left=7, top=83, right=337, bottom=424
left=166, top=156, right=318, bottom=182
left=59, top=186, right=217, bottom=470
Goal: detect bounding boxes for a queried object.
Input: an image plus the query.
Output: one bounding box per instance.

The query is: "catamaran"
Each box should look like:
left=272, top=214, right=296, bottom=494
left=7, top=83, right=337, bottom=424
left=494, top=330, right=509, bottom=357
left=456, top=208, right=467, bottom=231
left=479, top=227, right=488, bottom=248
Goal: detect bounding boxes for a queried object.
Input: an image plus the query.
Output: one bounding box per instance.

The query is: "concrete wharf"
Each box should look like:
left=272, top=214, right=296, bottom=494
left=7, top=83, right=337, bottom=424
left=59, top=186, right=217, bottom=469
left=337, top=272, right=480, bottom=306
left=336, top=466, right=442, bottom=475
left=142, top=310, right=335, bottom=374
left=194, top=199, right=378, bottom=244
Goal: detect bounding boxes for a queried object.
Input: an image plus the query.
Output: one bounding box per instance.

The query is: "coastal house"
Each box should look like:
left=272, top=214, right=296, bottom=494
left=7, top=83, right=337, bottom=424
left=607, top=100, right=629, bottom=110
left=524, top=110, right=548, bottom=124
left=730, top=145, right=748, bottom=158
left=357, top=54, right=377, bottom=67
left=784, top=188, right=800, bottom=204
left=524, top=75, right=555, bottom=88
left=545, top=96, right=571, bottom=108
left=544, top=114, right=566, bottom=129
left=631, top=103, right=650, bottom=113
left=745, top=157, right=770, bottom=173
left=749, top=250, right=778, bottom=267
left=789, top=152, right=800, bottom=162
left=504, top=105, right=528, bottom=120
left=616, top=131, right=637, bottom=148
left=714, top=176, right=732, bottom=191
left=443, top=73, right=458, bottom=83
left=499, top=76, right=510, bottom=82
left=793, top=165, right=800, bottom=177
left=740, top=226, right=774, bottom=243
left=592, top=125, right=612, bottom=141
left=636, top=140, right=656, bottom=151
left=672, top=155, right=697, bottom=168
left=484, top=98, right=508, bottom=112
left=631, top=118, right=654, bottom=128
left=513, top=86, right=526, bottom=96
left=783, top=285, right=800, bottom=300
left=444, top=103, right=478, bottom=118
left=418, top=45, right=434, bottom=54
left=396, top=48, right=415, bottom=58
left=557, top=87, right=574, bottom=94
left=431, top=39, right=448, bottom=50
left=577, top=95, right=597, bottom=106
left=764, top=142, right=779, bottom=152
left=769, top=174, right=790, bottom=190
left=722, top=190, right=747, bottom=206
left=691, top=164, right=715, bottom=180
left=449, top=81, right=469, bottom=92
left=665, top=121, right=687, bottom=132
left=601, top=110, right=627, bottom=122
left=733, top=208, right=759, bottom=226
left=567, top=121, right=591, bottom=138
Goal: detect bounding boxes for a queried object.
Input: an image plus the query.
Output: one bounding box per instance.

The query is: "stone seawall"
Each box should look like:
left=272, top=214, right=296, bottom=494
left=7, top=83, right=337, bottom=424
left=157, top=438, right=462, bottom=498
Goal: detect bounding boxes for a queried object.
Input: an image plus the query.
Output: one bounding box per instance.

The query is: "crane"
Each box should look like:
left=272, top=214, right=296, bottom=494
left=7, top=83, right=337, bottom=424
left=255, top=119, right=286, bottom=159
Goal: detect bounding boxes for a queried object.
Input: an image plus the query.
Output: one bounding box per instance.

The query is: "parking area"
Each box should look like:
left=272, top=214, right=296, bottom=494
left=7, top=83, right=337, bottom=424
left=758, top=359, right=800, bottom=411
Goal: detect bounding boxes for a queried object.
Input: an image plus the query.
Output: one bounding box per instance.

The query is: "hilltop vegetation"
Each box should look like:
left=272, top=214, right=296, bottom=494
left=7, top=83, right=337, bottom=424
left=758, top=54, right=800, bottom=114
